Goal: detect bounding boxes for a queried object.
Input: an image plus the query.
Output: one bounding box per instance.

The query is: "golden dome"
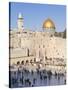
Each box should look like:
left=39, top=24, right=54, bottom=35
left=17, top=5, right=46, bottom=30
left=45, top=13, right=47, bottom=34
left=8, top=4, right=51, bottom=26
left=43, top=18, right=55, bottom=29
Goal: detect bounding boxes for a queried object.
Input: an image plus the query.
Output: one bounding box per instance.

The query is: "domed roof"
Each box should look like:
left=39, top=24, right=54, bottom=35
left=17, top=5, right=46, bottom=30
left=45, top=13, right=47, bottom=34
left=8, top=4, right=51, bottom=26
left=43, top=18, right=55, bottom=29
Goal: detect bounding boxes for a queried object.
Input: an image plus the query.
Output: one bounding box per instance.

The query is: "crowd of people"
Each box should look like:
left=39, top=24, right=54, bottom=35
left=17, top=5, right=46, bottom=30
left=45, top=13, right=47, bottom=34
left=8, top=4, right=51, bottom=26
left=9, top=67, right=66, bottom=88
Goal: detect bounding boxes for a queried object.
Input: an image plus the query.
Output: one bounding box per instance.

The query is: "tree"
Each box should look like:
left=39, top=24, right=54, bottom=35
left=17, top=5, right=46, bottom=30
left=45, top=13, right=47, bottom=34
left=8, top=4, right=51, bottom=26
left=63, top=29, right=66, bottom=38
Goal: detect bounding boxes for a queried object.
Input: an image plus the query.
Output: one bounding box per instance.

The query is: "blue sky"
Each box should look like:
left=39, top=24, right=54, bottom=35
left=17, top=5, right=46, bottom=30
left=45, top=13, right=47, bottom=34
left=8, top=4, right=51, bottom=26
left=9, top=2, right=66, bottom=32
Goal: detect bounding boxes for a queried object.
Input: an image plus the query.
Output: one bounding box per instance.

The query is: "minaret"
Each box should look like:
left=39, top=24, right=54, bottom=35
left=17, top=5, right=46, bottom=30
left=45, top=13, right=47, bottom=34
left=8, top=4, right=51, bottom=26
left=17, top=13, right=24, bottom=31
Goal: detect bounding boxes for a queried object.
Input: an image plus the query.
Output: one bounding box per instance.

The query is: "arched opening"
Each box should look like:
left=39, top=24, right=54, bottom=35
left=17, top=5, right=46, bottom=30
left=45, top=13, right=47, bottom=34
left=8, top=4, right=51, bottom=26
left=17, top=61, right=20, bottom=65
left=26, top=60, right=29, bottom=63
left=21, top=61, right=24, bottom=65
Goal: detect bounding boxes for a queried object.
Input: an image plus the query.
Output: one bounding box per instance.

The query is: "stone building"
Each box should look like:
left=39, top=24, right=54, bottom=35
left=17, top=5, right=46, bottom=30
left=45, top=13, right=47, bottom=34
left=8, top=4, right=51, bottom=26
left=9, top=13, right=66, bottom=74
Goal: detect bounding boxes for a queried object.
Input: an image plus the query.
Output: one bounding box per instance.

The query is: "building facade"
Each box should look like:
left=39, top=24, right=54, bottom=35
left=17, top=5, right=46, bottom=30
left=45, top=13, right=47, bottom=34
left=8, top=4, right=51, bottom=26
left=9, top=13, right=66, bottom=74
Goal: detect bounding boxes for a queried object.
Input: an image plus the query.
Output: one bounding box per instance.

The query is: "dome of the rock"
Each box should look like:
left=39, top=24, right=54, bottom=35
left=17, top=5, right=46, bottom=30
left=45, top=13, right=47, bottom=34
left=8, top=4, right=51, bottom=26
left=43, top=18, right=55, bottom=30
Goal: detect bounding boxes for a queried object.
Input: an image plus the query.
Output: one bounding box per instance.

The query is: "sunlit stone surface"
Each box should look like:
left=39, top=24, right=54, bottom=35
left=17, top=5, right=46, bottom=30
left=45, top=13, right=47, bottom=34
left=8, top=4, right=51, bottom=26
left=9, top=13, right=66, bottom=88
